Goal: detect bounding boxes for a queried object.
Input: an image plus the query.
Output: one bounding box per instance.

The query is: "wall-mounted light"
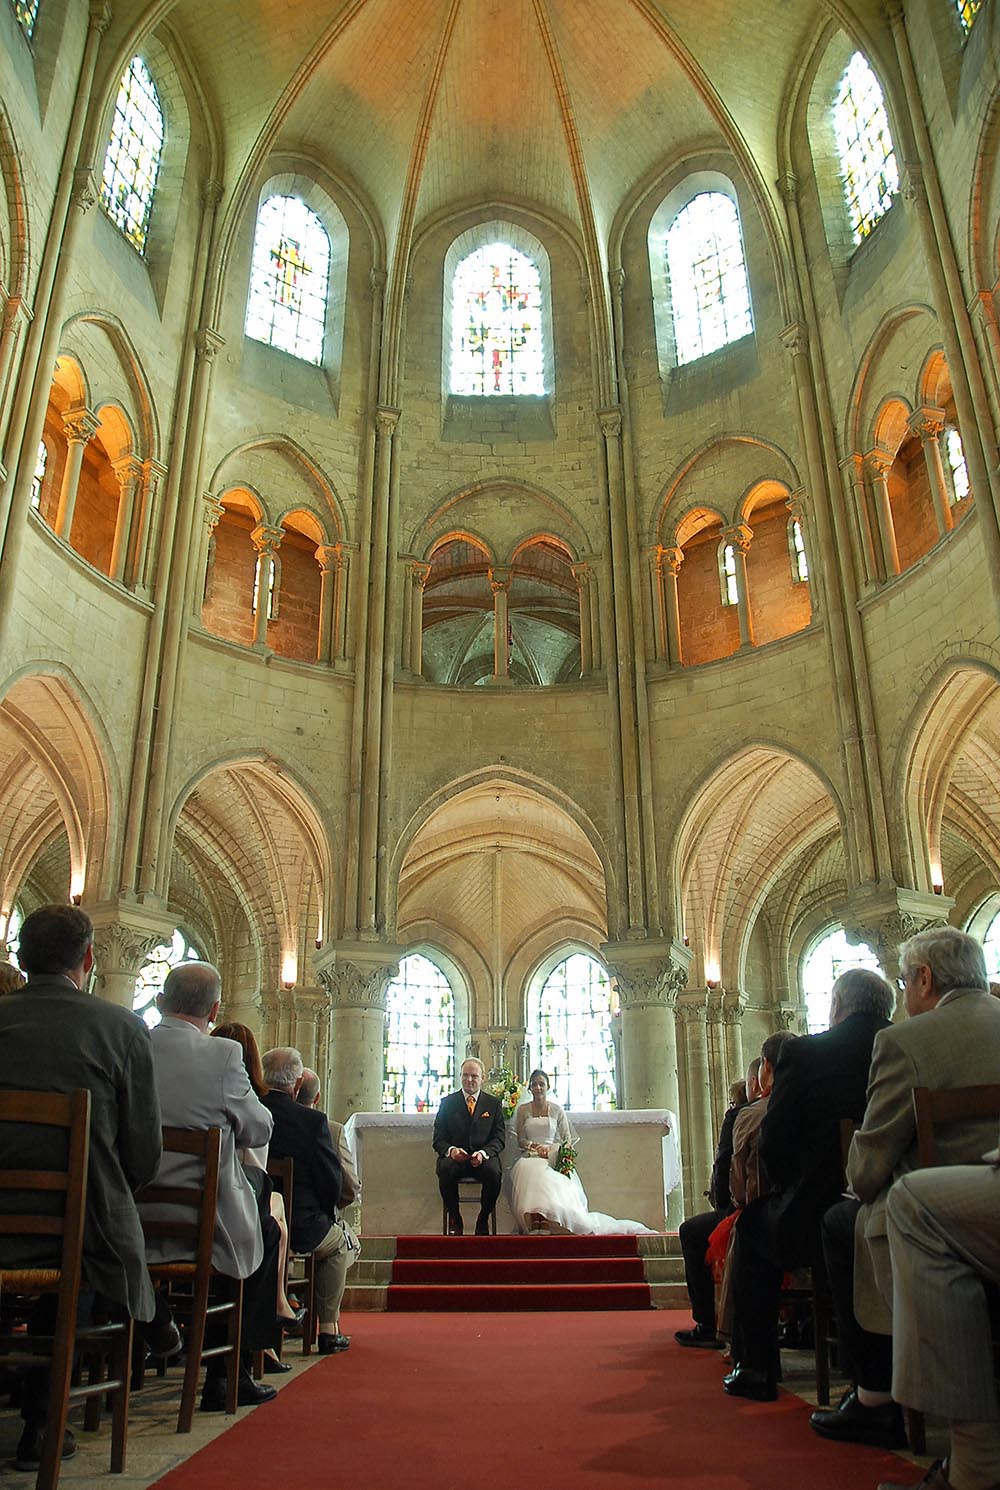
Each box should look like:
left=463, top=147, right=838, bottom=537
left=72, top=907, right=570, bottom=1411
left=69, top=870, right=84, bottom=905
left=704, top=959, right=721, bottom=990
left=932, top=883, right=944, bottom=896
left=281, top=952, right=297, bottom=990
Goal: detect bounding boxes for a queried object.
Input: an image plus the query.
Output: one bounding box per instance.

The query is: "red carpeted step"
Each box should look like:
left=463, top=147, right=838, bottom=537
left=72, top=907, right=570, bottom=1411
left=387, top=1281, right=652, bottom=1310
left=392, top=1257, right=645, bottom=1285
left=394, top=1233, right=641, bottom=1259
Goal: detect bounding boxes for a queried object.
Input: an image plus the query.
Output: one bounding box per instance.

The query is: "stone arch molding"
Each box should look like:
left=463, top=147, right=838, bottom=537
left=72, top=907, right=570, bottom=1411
left=655, top=434, right=802, bottom=546
left=844, top=304, right=940, bottom=453
left=61, top=312, right=161, bottom=461
left=209, top=436, right=348, bottom=542
left=670, top=741, right=845, bottom=994
left=409, top=479, right=591, bottom=564
left=0, top=665, right=120, bottom=908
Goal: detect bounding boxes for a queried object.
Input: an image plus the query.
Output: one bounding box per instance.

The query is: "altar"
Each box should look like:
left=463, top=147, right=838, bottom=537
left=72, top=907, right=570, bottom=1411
left=342, top=1108, right=681, bottom=1234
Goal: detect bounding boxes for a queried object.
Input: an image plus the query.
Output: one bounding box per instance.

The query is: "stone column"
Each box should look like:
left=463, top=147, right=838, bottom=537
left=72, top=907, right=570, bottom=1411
left=315, top=544, right=339, bottom=663
left=841, top=455, right=880, bottom=588
left=193, top=492, right=225, bottom=619
left=676, top=993, right=713, bottom=1205
left=407, top=559, right=430, bottom=675
left=838, top=886, right=954, bottom=1016
left=722, top=991, right=747, bottom=1090
left=864, top=450, right=900, bottom=578
left=721, top=523, right=753, bottom=648
left=316, top=943, right=401, bottom=1121
left=131, top=457, right=165, bottom=594
left=643, top=548, right=667, bottom=663
left=488, top=565, right=512, bottom=682
left=0, top=294, right=31, bottom=458
left=54, top=407, right=100, bottom=539
left=87, top=903, right=176, bottom=1010
left=335, top=544, right=353, bottom=665
left=109, top=455, right=142, bottom=583
left=571, top=561, right=594, bottom=674
left=291, top=987, right=325, bottom=1069
left=662, top=547, right=683, bottom=666
left=603, top=938, right=691, bottom=1226
left=909, top=407, right=953, bottom=537
left=250, top=523, right=283, bottom=647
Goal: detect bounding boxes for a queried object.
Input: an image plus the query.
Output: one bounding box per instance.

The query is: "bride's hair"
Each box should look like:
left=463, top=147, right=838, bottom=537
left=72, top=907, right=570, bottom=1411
left=528, top=1069, right=549, bottom=1087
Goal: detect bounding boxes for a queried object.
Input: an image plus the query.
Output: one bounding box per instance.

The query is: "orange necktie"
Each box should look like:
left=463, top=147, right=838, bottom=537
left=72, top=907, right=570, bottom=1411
left=466, top=1096, right=476, bottom=1116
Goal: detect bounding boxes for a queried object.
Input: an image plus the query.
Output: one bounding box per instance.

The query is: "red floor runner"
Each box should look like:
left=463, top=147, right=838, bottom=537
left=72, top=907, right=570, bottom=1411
left=394, top=1233, right=641, bottom=1258
left=150, top=1311, right=925, bottom=1490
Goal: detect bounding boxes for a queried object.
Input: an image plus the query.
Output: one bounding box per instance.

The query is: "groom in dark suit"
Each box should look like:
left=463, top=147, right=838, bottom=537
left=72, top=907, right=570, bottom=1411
left=433, top=1058, right=505, bottom=1235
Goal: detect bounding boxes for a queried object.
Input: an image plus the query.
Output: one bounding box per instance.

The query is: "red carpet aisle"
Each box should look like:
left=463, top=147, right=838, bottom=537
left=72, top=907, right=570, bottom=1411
left=388, top=1233, right=651, bottom=1310
left=150, top=1311, right=923, bottom=1490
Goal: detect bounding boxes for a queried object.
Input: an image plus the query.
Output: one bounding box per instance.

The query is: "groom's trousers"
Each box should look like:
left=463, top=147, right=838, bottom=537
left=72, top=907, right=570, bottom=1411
left=436, top=1155, right=502, bottom=1218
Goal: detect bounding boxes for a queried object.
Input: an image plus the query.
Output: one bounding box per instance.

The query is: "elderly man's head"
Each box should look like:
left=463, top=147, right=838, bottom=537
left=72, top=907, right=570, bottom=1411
left=898, top=927, right=988, bottom=1018
left=297, top=1068, right=321, bottom=1107
left=17, top=905, right=94, bottom=982
left=263, top=1046, right=305, bottom=1094
left=158, top=962, right=222, bottom=1023
left=829, top=967, right=895, bottom=1027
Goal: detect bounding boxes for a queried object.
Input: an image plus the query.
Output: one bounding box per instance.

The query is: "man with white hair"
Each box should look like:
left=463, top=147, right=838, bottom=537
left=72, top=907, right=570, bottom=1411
left=812, top=926, right=1000, bottom=1449
left=296, top=1067, right=361, bottom=1212
left=262, top=1046, right=351, bottom=1353
left=433, top=1056, right=506, bottom=1235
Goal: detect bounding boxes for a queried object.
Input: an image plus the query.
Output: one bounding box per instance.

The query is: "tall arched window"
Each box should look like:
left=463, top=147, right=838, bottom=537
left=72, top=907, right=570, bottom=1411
left=956, top=0, right=984, bottom=34
left=100, top=56, right=164, bottom=254
left=449, top=243, right=545, bottom=396
left=11, top=0, right=39, bottom=38
left=802, top=926, right=882, bottom=1033
left=133, top=927, right=203, bottom=1028
left=665, top=192, right=753, bottom=366
left=945, top=426, right=970, bottom=503
left=29, top=441, right=47, bottom=510
left=983, top=905, right=1000, bottom=980
left=789, top=518, right=809, bottom=582
left=2, top=904, right=23, bottom=967
left=245, top=195, right=331, bottom=365
left=531, top=953, right=616, bottom=1111
left=833, top=52, right=899, bottom=244
left=720, top=542, right=738, bottom=606
left=383, top=953, right=455, bottom=1113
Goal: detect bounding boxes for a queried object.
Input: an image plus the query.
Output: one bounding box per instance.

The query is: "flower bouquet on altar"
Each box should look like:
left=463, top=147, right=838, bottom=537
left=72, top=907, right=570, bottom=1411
left=556, top=1140, right=578, bottom=1177
left=487, top=1065, right=524, bottom=1119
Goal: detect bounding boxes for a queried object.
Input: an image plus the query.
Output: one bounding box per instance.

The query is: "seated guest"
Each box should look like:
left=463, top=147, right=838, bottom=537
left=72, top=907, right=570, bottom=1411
left=143, top=963, right=279, bottom=1411
left=433, top=1057, right=505, bottom=1235
left=0, top=960, right=25, bottom=995
left=262, top=1047, right=352, bottom=1354
left=675, top=1057, right=759, bottom=1349
left=722, top=967, right=894, bottom=1402
left=813, top=927, right=1000, bottom=1448
left=879, top=1137, right=1000, bottom=1490
left=296, top=1067, right=361, bottom=1213
left=0, top=905, right=163, bottom=1468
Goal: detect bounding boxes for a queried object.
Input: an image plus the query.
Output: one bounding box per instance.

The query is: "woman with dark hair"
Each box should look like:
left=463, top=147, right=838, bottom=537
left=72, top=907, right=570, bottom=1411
left=210, top=1022, right=302, bottom=1365
left=510, top=1069, right=653, bottom=1236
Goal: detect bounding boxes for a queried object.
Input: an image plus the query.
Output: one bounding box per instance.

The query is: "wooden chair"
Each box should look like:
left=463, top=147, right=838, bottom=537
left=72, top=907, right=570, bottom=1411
left=139, top=1126, right=242, bottom=1432
left=906, top=1083, right=1000, bottom=1455
left=441, top=1175, right=497, bottom=1235
left=0, top=1088, right=133, bottom=1490
left=266, top=1156, right=318, bottom=1355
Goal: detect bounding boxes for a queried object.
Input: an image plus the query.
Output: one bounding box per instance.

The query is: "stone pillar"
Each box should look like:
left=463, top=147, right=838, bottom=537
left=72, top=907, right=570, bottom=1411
left=250, top=523, right=283, bottom=647
left=662, top=546, right=683, bottom=666
left=602, top=937, right=691, bottom=1226
left=785, top=491, right=815, bottom=620
left=838, top=886, right=954, bottom=1016
left=315, top=545, right=339, bottom=664
left=131, top=458, right=165, bottom=594
left=488, top=565, right=512, bottom=682
left=335, top=544, right=352, bottom=665
left=0, top=294, right=31, bottom=458
left=87, top=903, right=176, bottom=1010
left=316, top=943, right=401, bottom=1121
left=909, top=407, right=953, bottom=537
left=407, top=559, right=430, bottom=675
left=722, top=991, right=747, bottom=1090
left=109, top=455, right=142, bottom=583
left=194, top=492, right=225, bottom=618
left=721, top=523, right=753, bottom=648
left=864, top=450, right=900, bottom=578
left=54, top=407, right=100, bottom=539
left=571, top=561, right=594, bottom=675
left=643, top=548, right=667, bottom=663
left=291, top=987, right=325, bottom=1069
left=841, top=455, right=881, bottom=588
left=676, top=993, right=713, bottom=1205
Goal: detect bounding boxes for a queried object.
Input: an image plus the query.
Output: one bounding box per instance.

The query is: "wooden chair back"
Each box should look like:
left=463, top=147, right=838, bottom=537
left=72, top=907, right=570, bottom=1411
left=266, top=1154, right=318, bottom=1355
left=912, top=1084, right=1000, bottom=1168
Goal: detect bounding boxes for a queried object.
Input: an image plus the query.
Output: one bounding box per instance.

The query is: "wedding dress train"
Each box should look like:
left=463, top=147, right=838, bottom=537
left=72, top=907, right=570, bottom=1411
left=509, top=1111, right=654, bottom=1236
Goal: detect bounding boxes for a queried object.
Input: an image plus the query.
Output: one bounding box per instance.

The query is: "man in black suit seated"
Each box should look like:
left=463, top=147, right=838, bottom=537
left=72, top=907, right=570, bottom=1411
left=433, top=1057, right=505, bottom=1235
left=722, top=967, right=894, bottom=1402
left=261, top=1046, right=350, bottom=1354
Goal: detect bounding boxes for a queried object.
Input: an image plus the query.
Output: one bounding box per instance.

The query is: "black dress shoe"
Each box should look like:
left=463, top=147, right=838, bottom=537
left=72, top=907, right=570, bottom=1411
left=722, top=1366, right=778, bottom=1402
left=280, top=1305, right=307, bottom=1337
left=809, top=1388, right=905, bottom=1449
left=674, top=1324, right=722, bottom=1349
left=263, top=1355, right=293, bottom=1374
left=200, top=1371, right=278, bottom=1412
left=14, top=1425, right=76, bottom=1470
left=317, top=1332, right=351, bottom=1353
left=143, top=1318, right=183, bottom=1360
left=447, top=1213, right=464, bottom=1236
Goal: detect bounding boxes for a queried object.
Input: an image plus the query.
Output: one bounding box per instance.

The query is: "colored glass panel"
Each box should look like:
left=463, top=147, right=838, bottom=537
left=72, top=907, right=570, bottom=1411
left=383, top=953, right=455, bottom=1113
left=791, top=519, right=809, bottom=581
left=956, top=0, right=983, bottom=34
left=29, top=441, right=47, bottom=511
left=450, top=243, right=544, bottom=396
left=533, top=953, right=616, bottom=1112
left=945, top=426, right=970, bottom=502
left=133, top=928, right=203, bottom=1028
left=245, top=195, right=330, bottom=365
left=802, top=927, right=882, bottom=1033
left=834, top=52, right=899, bottom=244
left=100, top=56, right=164, bottom=254
left=12, top=0, right=39, bottom=38
left=666, top=192, right=753, bottom=366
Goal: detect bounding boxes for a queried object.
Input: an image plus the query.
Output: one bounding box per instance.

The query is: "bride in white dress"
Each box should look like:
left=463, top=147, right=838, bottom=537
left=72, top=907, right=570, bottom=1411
left=509, top=1070, right=654, bottom=1236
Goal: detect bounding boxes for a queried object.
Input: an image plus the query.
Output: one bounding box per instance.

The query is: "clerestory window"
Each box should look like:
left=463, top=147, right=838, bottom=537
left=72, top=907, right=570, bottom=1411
left=720, top=543, right=739, bottom=606
left=382, top=953, right=456, bottom=1113
left=11, top=0, right=38, bottom=38
left=29, top=440, right=47, bottom=510
left=789, top=518, right=809, bottom=582
left=833, top=52, right=899, bottom=244
left=945, top=426, right=970, bottom=503
left=955, top=0, right=984, bottom=34
left=245, top=194, right=331, bottom=365
left=449, top=243, right=545, bottom=396
left=100, top=56, right=164, bottom=255
left=665, top=191, right=753, bottom=366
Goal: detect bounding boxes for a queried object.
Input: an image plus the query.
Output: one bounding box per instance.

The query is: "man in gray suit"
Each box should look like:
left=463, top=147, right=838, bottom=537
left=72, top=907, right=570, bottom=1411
left=812, top=927, right=1000, bottom=1449
left=143, top=961, right=278, bottom=1410
left=879, top=1135, right=1000, bottom=1490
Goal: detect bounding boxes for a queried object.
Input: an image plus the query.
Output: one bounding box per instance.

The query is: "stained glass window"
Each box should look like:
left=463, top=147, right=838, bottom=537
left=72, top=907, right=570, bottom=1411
left=983, top=907, right=1000, bottom=979
left=665, top=193, right=753, bottom=366
left=100, top=57, right=164, bottom=254
left=945, top=426, right=970, bottom=502
left=956, top=0, right=984, bottom=34
left=12, top=0, right=39, bottom=39
left=720, top=543, right=739, bottom=606
left=802, top=927, right=882, bottom=1033
left=790, top=518, right=809, bottom=582
left=133, top=927, right=203, bottom=1029
left=29, top=440, right=47, bottom=510
left=245, top=195, right=330, bottom=365
left=532, top=953, right=616, bottom=1112
left=2, top=904, right=23, bottom=968
left=383, top=953, right=455, bottom=1113
left=251, top=556, right=276, bottom=619
left=834, top=52, right=899, bottom=244
left=450, top=243, right=545, bottom=396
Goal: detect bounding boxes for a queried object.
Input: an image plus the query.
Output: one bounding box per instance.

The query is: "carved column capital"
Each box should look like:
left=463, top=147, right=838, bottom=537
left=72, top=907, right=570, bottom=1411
left=603, top=938, right=692, bottom=1010
left=908, top=405, right=946, bottom=443
left=838, top=886, right=954, bottom=989
left=407, top=558, right=431, bottom=589
left=62, top=407, right=100, bottom=445
left=776, top=172, right=799, bottom=203
left=662, top=545, right=683, bottom=577
left=71, top=167, right=99, bottom=214
left=195, top=327, right=225, bottom=363
left=200, top=178, right=224, bottom=209
left=250, top=523, right=284, bottom=556
left=900, top=161, right=925, bottom=205
left=598, top=406, right=623, bottom=440
left=720, top=522, right=753, bottom=555
left=675, top=994, right=709, bottom=1026
left=488, top=565, right=511, bottom=595
left=780, top=321, right=808, bottom=358
left=111, top=454, right=143, bottom=491
left=89, top=0, right=113, bottom=32
left=315, top=942, right=402, bottom=1012
left=785, top=488, right=807, bottom=523
left=201, top=491, right=226, bottom=534
left=865, top=447, right=895, bottom=480
left=374, top=405, right=400, bottom=438
left=571, top=560, right=593, bottom=589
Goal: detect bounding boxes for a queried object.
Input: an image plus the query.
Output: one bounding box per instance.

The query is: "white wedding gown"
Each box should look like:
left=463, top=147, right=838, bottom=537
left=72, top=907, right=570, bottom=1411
left=509, top=1113, right=654, bottom=1236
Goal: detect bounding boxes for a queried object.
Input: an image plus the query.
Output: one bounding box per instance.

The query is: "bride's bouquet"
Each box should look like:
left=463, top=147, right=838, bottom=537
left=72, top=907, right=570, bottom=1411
left=487, top=1065, right=524, bottom=1119
left=556, top=1140, right=578, bottom=1176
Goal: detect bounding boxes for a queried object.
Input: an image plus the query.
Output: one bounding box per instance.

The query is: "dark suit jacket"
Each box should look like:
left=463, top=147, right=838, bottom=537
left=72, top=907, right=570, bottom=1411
left=432, top=1088, right=506, bottom=1164
left=263, top=1089, right=343, bottom=1253
left=0, top=975, right=161, bottom=1320
left=708, top=1103, right=741, bottom=1212
left=753, top=1009, right=888, bottom=1264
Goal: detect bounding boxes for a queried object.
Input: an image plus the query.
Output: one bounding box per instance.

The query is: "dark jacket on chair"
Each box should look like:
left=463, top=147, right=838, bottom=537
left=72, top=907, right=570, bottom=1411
left=432, top=1089, right=506, bottom=1166
left=263, top=1089, right=343, bottom=1252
